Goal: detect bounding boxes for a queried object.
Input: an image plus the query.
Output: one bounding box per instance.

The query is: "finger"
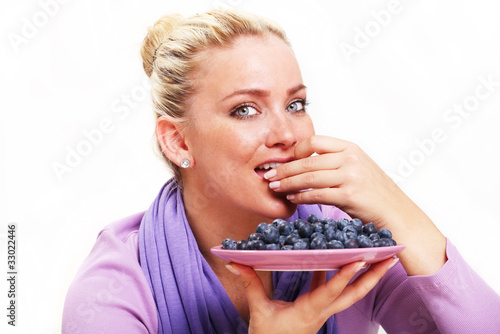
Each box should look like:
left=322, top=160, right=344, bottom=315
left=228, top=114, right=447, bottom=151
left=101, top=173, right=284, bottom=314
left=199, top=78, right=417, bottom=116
left=309, top=271, right=327, bottom=292
left=294, top=136, right=351, bottom=160
left=270, top=170, right=342, bottom=193
left=226, top=263, right=269, bottom=312
left=286, top=188, right=344, bottom=206
left=266, top=153, right=343, bottom=182
left=322, top=257, right=398, bottom=316
left=302, top=261, right=366, bottom=315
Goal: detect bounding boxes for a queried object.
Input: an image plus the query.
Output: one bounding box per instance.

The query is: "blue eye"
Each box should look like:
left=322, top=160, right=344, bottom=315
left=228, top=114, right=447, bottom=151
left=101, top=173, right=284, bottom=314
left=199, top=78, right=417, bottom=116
left=287, top=100, right=307, bottom=112
left=231, top=104, right=259, bottom=119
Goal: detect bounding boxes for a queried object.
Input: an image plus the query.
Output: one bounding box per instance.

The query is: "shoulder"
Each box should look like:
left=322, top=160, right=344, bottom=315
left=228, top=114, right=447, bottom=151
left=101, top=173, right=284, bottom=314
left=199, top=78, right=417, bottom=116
left=62, top=212, right=158, bottom=334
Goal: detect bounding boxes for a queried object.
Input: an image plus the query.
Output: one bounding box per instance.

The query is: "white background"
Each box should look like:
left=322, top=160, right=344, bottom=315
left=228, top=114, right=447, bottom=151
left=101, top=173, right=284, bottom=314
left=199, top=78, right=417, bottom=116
left=1, top=0, right=499, bottom=333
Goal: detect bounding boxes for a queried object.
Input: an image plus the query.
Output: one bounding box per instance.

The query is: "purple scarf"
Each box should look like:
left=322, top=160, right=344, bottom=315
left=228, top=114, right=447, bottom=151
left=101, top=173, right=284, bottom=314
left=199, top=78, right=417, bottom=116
left=139, top=178, right=339, bottom=333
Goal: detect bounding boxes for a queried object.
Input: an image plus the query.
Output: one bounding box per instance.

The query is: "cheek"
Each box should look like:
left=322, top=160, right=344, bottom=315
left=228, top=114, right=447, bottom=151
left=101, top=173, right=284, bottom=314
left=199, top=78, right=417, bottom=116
left=295, top=116, right=315, bottom=140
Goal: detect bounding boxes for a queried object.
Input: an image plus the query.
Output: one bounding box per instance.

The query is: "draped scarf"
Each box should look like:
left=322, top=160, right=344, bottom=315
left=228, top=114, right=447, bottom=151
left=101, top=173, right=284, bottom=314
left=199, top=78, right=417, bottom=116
left=139, top=179, right=339, bottom=333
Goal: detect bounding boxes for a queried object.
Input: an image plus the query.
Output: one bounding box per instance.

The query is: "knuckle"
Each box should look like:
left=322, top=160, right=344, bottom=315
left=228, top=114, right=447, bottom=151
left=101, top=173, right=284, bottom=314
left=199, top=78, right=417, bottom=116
left=301, top=155, right=317, bottom=170
left=304, top=173, right=315, bottom=187
left=309, top=191, right=323, bottom=203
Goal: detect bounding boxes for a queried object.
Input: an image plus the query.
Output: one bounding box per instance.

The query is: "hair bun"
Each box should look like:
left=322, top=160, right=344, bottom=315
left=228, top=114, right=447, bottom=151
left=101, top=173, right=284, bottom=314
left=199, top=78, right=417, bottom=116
left=141, top=13, right=184, bottom=77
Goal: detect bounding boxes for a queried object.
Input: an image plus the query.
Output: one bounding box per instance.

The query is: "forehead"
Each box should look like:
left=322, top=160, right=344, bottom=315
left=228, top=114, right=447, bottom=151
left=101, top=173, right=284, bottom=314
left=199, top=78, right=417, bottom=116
left=191, top=34, right=302, bottom=98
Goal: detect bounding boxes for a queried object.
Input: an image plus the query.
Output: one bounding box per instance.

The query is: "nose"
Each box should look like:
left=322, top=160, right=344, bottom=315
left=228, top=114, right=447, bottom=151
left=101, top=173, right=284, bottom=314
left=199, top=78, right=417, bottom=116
left=264, top=110, right=297, bottom=148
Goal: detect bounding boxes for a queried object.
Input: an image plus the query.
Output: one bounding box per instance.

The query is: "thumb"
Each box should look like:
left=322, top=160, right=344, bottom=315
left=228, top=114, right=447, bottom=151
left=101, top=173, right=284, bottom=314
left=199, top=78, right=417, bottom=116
left=226, top=263, right=269, bottom=310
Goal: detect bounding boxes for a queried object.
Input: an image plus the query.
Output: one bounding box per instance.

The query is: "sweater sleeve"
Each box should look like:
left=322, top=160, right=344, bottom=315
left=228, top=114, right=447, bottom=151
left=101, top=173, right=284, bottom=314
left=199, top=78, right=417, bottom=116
left=321, top=205, right=500, bottom=333
left=404, top=239, right=500, bottom=333
left=62, top=214, right=158, bottom=334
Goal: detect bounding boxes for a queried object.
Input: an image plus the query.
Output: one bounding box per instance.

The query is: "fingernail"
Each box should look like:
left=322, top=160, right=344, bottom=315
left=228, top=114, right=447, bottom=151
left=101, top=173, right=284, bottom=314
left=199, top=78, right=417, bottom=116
left=264, top=169, right=277, bottom=179
left=225, top=264, right=240, bottom=276
left=354, top=262, right=366, bottom=272
left=269, top=181, right=280, bottom=189
left=388, top=258, right=399, bottom=270
left=286, top=194, right=295, bottom=201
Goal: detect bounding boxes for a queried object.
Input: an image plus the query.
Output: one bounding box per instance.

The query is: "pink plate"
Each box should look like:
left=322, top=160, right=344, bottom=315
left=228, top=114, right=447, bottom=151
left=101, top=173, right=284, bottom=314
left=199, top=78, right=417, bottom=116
left=211, top=245, right=405, bottom=271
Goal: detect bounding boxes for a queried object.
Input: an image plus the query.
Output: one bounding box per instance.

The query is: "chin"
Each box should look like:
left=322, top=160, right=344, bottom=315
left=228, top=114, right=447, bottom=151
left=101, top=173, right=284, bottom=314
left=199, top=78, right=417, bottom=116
left=261, top=197, right=298, bottom=220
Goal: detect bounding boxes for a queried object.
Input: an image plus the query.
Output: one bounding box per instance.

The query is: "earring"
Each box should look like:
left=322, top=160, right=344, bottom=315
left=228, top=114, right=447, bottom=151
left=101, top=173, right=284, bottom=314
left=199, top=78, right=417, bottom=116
left=180, top=159, right=190, bottom=168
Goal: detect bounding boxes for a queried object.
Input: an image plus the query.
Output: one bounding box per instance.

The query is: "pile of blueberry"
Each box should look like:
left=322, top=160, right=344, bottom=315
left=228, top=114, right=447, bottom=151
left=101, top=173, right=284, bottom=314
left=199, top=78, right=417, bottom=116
left=221, top=214, right=397, bottom=250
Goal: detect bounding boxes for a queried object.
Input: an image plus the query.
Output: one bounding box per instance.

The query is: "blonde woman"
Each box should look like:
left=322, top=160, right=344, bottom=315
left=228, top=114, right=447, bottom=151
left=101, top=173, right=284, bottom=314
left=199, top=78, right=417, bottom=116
left=63, top=9, right=500, bottom=334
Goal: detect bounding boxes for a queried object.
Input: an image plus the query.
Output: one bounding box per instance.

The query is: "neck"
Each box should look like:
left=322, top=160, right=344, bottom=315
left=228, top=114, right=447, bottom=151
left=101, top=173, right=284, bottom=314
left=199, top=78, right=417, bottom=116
left=182, top=184, right=273, bottom=267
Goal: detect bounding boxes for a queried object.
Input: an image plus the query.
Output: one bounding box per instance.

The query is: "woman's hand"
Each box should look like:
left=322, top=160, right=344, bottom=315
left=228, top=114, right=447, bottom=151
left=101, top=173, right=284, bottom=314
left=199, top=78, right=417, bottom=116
left=226, top=258, right=398, bottom=334
left=266, top=135, right=447, bottom=275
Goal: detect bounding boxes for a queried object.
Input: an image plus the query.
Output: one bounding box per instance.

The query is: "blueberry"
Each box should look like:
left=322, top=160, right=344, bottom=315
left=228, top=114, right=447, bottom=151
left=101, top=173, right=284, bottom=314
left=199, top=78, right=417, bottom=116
left=373, top=240, right=382, bottom=247
left=278, top=221, right=294, bottom=236
left=285, top=232, right=300, bottom=245
left=357, top=235, right=374, bottom=248
left=307, top=214, right=319, bottom=224
left=343, top=226, right=357, bottom=239
left=253, top=240, right=266, bottom=250
left=299, top=223, right=314, bottom=238
left=281, top=245, right=294, bottom=250
left=313, top=223, right=325, bottom=233
left=310, top=238, right=327, bottom=249
left=327, top=240, right=344, bottom=249
left=337, top=218, right=350, bottom=230
left=363, top=222, right=377, bottom=235
left=324, top=227, right=336, bottom=241
left=379, top=238, right=392, bottom=247
left=246, top=240, right=255, bottom=249
left=325, top=220, right=338, bottom=230
left=351, top=218, right=363, bottom=234
left=248, top=233, right=265, bottom=242
left=368, top=233, right=380, bottom=242
left=334, top=230, right=346, bottom=243
left=236, top=240, right=248, bottom=250
left=266, top=243, right=280, bottom=250
left=294, top=218, right=306, bottom=230
left=278, top=235, right=286, bottom=246
left=344, top=238, right=360, bottom=248
left=293, top=239, right=310, bottom=250
left=378, top=228, right=392, bottom=239
left=321, top=217, right=333, bottom=224
left=310, top=232, right=326, bottom=241
left=222, top=238, right=236, bottom=250
left=272, top=219, right=285, bottom=228
left=256, top=222, right=269, bottom=234
left=263, top=226, right=280, bottom=244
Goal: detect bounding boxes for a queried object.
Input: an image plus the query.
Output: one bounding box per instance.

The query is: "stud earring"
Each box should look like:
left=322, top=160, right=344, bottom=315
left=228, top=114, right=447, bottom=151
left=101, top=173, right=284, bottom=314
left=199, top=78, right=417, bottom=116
left=180, top=159, right=190, bottom=168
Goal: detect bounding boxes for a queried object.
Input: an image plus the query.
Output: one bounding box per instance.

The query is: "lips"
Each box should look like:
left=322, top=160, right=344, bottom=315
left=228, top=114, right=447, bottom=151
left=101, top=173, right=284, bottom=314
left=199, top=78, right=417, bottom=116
left=254, top=157, right=294, bottom=179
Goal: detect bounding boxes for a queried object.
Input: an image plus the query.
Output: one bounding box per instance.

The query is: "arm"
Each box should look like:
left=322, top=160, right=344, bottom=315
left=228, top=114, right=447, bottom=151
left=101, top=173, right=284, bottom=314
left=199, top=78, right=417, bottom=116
left=266, top=135, right=446, bottom=275
left=267, top=135, right=500, bottom=331
left=62, top=228, right=158, bottom=334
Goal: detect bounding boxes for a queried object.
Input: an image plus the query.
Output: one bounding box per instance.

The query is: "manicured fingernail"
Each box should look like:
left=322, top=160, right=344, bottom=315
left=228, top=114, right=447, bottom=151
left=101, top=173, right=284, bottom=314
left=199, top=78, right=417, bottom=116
left=388, top=258, right=399, bottom=270
left=354, top=262, right=366, bottom=272
left=269, top=181, right=280, bottom=189
left=286, top=194, right=295, bottom=201
left=264, top=169, right=277, bottom=179
left=225, top=264, right=240, bottom=276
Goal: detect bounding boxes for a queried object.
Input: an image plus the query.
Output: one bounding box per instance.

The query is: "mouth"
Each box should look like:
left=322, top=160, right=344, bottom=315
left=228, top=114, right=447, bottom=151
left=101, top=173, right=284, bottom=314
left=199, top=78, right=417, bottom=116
left=254, top=158, right=293, bottom=179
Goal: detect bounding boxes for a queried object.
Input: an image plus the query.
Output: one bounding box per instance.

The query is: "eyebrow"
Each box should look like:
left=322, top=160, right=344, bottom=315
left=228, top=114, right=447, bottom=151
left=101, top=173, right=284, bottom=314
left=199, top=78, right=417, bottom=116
left=221, top=84, right=307, bottom=102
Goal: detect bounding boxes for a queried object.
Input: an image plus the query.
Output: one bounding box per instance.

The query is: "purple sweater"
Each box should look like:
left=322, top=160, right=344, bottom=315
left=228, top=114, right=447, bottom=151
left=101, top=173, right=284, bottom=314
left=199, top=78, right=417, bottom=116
left=62, top=209, right=500, bottom=333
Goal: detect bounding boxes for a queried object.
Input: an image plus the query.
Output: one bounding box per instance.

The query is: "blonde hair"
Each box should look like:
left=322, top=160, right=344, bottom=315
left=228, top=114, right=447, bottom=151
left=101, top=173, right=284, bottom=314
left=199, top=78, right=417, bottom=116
left=140, top=8, right=290, bottom=186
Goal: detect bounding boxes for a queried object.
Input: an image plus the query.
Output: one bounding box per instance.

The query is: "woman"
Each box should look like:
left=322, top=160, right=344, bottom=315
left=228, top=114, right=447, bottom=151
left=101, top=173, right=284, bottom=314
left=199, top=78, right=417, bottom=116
left=62, top=8, right=500, bottom=333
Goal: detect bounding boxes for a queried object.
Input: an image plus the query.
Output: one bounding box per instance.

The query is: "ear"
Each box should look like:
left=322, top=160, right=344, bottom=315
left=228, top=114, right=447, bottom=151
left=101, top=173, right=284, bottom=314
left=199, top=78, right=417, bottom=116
left=156, top=116, right=192, bottom=168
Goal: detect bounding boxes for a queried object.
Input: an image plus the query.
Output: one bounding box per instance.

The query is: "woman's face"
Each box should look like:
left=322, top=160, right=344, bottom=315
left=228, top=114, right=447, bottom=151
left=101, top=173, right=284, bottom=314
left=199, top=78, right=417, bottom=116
left=183, top=34, right=314, bottom=220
